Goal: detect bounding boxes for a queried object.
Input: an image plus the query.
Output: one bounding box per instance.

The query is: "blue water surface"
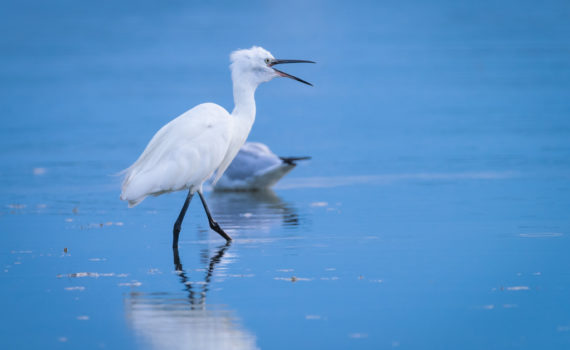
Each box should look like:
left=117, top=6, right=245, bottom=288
left=1, top=0, right=570, bottom=349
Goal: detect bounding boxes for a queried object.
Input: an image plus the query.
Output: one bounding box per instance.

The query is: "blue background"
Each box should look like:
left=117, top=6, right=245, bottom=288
left=1, top=1, right=569, bottom=349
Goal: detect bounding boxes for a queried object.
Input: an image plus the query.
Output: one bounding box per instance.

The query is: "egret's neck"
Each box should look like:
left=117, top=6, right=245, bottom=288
left=231, top=75, right=257, bottom=129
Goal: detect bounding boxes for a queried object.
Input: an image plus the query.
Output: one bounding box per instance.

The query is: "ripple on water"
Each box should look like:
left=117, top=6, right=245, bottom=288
left=519, top=232, right=563, bottom=238
left=276, top=171, right=519, bottom=189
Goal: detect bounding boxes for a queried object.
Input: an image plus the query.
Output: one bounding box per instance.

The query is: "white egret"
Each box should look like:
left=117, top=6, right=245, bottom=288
left=120, top=46, right=314, bottom=247
left=214, top=142, right=310, bottom=191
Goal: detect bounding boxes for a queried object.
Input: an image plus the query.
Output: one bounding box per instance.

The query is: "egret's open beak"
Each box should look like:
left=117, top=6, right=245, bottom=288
left=269, top=59, right=315, bottom=86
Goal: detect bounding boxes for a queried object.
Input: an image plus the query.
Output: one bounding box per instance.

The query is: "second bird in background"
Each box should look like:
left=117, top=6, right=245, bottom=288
left=213, top=142, right=310, bottom=191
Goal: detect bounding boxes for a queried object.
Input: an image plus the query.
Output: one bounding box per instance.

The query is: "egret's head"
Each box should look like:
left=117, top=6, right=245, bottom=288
left=230, top=46, right=314, bottom=87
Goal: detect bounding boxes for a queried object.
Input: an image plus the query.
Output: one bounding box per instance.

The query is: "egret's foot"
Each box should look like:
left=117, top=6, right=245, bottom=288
left=209, top=220, right=232, bottom=241
left=172, top=246, right=183, bottom=271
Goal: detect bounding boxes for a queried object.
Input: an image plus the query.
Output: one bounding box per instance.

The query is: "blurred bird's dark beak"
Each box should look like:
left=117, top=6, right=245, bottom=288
left=269, top=59, right=315, bottom=86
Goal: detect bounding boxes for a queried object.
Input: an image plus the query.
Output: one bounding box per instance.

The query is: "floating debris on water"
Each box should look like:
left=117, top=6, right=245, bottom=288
left=119, top=281, right=142, bottom=287
left=76, top=316, right=89, bottom=321
left=88, top=258, right=106, bottom=262
left=506, top=286, right=530, bottom=291
left=64, top=286, right=85, bottom=291
left=229, top=274, right=255, bottom=278
left=57, top=272, right=124, bottom=278
left=78, top=222, right=125, bottom=229
left=320, top=277, right=339, bottom=281
left=11, top=250, right=32, bottom=254
left=274, top=276, right=312, bottom=282
left=63, top=247, right=68, bottom=254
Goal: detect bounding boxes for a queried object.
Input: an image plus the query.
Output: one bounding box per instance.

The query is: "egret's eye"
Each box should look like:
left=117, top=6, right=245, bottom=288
left=264, top=58, right=271, bottom=65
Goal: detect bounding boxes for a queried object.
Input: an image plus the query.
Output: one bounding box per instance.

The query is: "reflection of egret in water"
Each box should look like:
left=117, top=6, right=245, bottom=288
left=125, top=244, right=259, bottom=350
left=208, top=190, right=301, bottom=233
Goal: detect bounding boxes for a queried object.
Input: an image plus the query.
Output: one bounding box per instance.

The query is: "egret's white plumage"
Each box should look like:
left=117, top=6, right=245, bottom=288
left=214, top=142, right=310, bottom=191
left=121, top=103, right=232, bottom=207
left=119, top=46, right=313, bottom=245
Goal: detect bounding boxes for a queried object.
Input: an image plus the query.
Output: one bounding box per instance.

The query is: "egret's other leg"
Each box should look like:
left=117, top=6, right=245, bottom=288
left=173, top=190, right=194, bottom=249
left=198, top=191, right=232, bottom=241
left=173, top=245, right=183, bottom=271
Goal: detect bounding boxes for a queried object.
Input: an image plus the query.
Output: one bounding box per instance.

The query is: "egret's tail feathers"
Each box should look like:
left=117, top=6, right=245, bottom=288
left=121, top=195, right=145, bottom=208
left=120, top=191, right=146, bottom=208
left=114, top=167, right=130, bottom=177
left=279, top=156, right=311, bottom=165
left=128, top=198, right=144, bottom=207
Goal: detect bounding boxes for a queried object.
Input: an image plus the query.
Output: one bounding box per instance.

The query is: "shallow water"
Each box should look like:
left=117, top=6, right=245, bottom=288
left=1, top=1, right=570, bottom=349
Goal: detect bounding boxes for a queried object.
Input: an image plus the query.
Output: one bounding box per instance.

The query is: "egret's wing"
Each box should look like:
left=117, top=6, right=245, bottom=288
left=121, top=103, right=231, bottom=206
left=210, top=126, right=256, bottom=184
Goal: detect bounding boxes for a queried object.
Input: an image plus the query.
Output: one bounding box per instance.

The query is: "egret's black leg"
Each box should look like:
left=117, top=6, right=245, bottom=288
left=173, top=190, right=194, bottom=249
left=198, top=191, right=232, bottom=241
left=173, top=245, right=183, bottom=271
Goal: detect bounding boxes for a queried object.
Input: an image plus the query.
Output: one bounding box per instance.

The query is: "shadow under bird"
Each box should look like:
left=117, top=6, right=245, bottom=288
left=120, top=46, right=314, bottom=248
left=213, top=142, right=311, bottom=191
